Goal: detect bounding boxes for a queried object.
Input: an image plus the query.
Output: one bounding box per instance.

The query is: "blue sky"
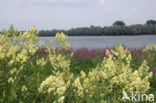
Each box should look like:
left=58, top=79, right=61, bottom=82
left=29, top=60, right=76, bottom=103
left=0, top=0, right=156, bottom=30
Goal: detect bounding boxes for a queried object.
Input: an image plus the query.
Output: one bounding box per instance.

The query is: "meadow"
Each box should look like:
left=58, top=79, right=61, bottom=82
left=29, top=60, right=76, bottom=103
left=0, top=26, right=156, bottom=103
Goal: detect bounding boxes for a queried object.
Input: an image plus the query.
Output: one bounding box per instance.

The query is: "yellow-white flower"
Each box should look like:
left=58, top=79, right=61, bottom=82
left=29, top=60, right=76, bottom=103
left=10, top=68, right=17, bottom=75
left=8, top=77, right=14, bottom=84
left=21, top=85, right=28, bottom=92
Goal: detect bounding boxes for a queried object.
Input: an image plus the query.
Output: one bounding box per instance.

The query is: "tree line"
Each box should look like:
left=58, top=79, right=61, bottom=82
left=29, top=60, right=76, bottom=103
left=38, top=20, right=156, bottom=36
left=1, top=20, right=156, bottom=36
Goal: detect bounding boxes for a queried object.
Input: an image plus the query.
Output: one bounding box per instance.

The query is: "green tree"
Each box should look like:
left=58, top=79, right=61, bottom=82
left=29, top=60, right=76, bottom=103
left=113, top=20, right=126, bottom=26
left=146, top=20, right=156, bottom=25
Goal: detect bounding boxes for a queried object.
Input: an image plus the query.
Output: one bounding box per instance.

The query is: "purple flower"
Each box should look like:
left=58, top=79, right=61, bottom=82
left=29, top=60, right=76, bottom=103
left=132, top=55, right=137, bottom=60
left=37, top=49, right=41, bottom=53
left=78, top=54, right=82, bottom=59
left=133, top=48, right=137, bottom=53
left=137, top=56, right=141, bottom=60
left=152, top=67, right=156, bottom=73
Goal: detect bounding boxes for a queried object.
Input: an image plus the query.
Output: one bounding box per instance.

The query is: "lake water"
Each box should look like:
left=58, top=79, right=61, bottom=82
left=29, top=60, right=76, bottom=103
left=39, top=35, right=156, bottom=49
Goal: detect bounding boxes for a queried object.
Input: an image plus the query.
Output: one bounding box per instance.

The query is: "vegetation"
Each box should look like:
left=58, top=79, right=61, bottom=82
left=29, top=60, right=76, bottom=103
left=146, top=20, right=156, bottom=25
left=36, top=20, right=156, bottom=36
left=2, top=20, right=156, bottom=36
left=0, top=26, right=156, bottom=103
left=113, top=20, right=126, bottom=26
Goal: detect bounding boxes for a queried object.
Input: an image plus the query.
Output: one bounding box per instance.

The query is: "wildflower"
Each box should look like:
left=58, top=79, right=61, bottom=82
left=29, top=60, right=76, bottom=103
left=73, top=77, right=84, bottom=96
left=132, top=55, right=137, bottom=59
left=47, top=87, right=55, bottom=93
left=38, top=73, right=67, bottom=97
left=57, top=96, right=65, bottom=103
left=152, top=67, right=156, bottom=73
left=137, top=55, right=141, bottom=60
left=80, top=71, right=86, bottom=78
left=49, top=54, right=70, bottom=72
left=8, top=77, right=14, bottom=84
left=57, top=87, right=66, bottom=95
left=55, top=32, right=70, bottom=50
left=21, top=85, right=27, bottom=92
left=10, top=68, right=17, bottom=75
left=36, top=58, right=47, bottom=66
left=8, top=60, right=14, bottom=66
left=72, top=45, right=152, bottom=101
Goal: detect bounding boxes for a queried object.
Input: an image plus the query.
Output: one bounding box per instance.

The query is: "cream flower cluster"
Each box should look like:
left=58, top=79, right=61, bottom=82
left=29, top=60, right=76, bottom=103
left=72, top=45, right=152, bottom=102
left=143, top=43, right=156, bottom=51
left=55, top=32, right=70, bottom=50
left=36, top=58, right=47, bottom=67
left=49, top=54, right=70, bottom=72
left=38, top=73, right=67, bottom=103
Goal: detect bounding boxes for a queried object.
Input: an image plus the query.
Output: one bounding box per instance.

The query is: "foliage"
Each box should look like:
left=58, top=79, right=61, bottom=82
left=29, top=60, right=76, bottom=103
left=146, top=20, right=156, bottom=25
left=113, top=20, right=126, bottom=26
left=36, top=20, right=156, bottom=36
left=0, top=26, right=155, bottom=103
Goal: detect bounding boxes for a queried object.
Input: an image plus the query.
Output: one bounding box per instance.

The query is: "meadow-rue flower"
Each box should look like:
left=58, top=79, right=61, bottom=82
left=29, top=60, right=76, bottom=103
left=57, top=96, right=65, bottom=103
left=10, top=68, right=17, bottom=75
left=57, top=86, right=66, bottom=96
left=72, top=45, right=152, bottom=101
left=80, top=71, right=86, bottom=78
left=21, top=85, right=28, bottom=92
left=8, top=77, right=14, bottom=84
left=38, top=73, right=67, bottom=98
left=36, top=58, right=47, bottom=66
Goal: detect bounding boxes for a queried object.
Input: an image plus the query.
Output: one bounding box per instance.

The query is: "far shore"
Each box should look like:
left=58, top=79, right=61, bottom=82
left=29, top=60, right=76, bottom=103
left=37, top=34, right=156, bottom=37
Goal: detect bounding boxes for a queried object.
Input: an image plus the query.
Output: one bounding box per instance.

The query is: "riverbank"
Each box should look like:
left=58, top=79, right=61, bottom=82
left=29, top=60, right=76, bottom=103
left=1, top=33, right=156, bottom=36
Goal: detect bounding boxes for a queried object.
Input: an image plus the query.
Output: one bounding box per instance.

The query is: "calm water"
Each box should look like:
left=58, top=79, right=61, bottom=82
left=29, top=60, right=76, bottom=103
left=39, top=35, right=156, bottom=49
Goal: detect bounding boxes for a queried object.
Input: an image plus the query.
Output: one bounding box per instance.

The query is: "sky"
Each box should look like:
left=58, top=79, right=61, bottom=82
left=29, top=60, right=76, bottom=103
left=0, top=0, right=156, bottom=30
